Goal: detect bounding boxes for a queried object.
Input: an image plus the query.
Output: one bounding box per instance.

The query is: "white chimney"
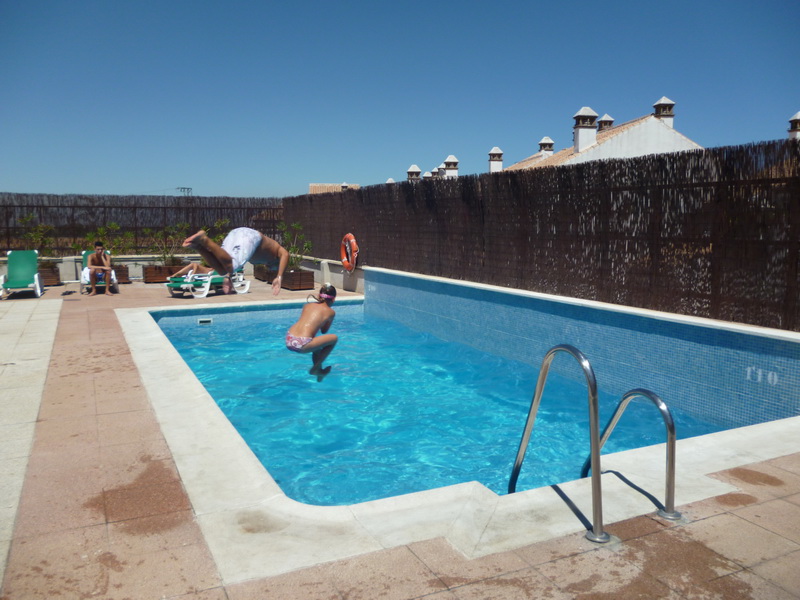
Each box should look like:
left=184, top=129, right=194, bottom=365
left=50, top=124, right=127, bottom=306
left=598, top=114, right=614, bottom=132
left=789, top=111, right=800, bottom=140
left=488, top=147, right=503, bottom=172
left=573, top=107, right=598, bottom=153
left=407, top=164, right=421, bottom=182
left=653, top=96, right=675, bottom=128
left=444, top=155, right=459, bottom=178
left=538, top=137, right=554, bottom=157
left=422, top=171, right=432, bottom=179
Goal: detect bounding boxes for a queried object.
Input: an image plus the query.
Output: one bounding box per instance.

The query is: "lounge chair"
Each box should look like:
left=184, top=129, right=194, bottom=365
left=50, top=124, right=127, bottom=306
left=80, top=250, right=119, bottom=294
left=0, top=250, right=44, bottom=299
left=165, top=269, right=250, bottom=299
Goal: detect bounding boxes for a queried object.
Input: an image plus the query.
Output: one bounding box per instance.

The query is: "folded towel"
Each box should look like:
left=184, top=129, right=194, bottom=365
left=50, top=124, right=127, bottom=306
left=82, top=267, right=117, bottom=283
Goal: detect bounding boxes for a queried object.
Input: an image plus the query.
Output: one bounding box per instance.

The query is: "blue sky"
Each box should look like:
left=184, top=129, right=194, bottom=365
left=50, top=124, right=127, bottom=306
left=1, top=0, right=797, bottom=198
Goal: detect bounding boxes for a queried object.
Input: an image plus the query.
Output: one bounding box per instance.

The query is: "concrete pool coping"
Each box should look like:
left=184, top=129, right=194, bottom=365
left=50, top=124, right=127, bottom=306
left=118, top=297, right=800, bottom=584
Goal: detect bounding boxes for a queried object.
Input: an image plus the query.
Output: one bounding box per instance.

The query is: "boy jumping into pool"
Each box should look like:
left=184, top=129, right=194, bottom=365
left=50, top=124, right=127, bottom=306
left=182, top=227, right=289, bottom=295
left=286, top=284, right=338, bottom=381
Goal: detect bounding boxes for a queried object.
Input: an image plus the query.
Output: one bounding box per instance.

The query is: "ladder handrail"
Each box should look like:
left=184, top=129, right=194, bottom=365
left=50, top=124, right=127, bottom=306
left=508, top=344, right=610, bottom=543
left=580, top=388, right=681, bottom=520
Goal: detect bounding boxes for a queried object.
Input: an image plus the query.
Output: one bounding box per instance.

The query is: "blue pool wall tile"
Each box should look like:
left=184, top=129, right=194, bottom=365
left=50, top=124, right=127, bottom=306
left=363, top=268, right=800, bottom=428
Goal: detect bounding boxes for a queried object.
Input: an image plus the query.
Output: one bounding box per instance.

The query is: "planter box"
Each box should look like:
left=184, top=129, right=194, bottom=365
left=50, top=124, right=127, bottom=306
left=253, top=264, right=272, bottom=282
left=253, top=265, right=314, bottom=290
left=38, top=264, right=62, bottom=286
left=143, top=265, right=182, bottom=283
left=281, top=269, right=315, bottom=290
left=114, top=264, right=131, bottom=284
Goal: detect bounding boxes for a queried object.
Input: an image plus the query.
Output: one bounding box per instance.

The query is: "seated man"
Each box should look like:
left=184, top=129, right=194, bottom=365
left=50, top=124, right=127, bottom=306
left=87, top=241, right=113, bottom=296
left=183, top=227, right=289, bottom=295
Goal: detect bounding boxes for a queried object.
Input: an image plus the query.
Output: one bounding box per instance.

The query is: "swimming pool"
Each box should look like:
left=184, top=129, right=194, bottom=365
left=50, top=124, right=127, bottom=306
left=121, top=267, right=800, bottom=580
left=156, top=301, right=723, bottom=505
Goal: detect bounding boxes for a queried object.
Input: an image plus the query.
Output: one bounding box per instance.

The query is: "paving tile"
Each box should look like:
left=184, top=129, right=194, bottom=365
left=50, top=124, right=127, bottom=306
left=29, top=414, right=99, bottom=450
left=0, top=385, right=43, bottom=424
left=165, top=588, right=229, bottom=600
left=408, top=537, right=529, bottom=589
left=612, top=527, right=741, bottom=596
left=40, top=373, right=96, bottom=400
left=106, top=542, right=221, bottom=600
left=605, top=514, right=669, bottom=541
left=0, top=422, right=36, bottom=460
left=417, top=591, right=459, bottom=599
left=51, top=354, right=108, bottom=383
left=683, top=567, right=799, bottom=600
left=37, top=395, right=96, bottom=420
left=13, top=465, right=107, bottom=537
left=535, top=545, right=680, bottom=599
left=513, top=530, right=602, bottom=566
left=678, top=490, right=761, bottom=521
left=322, top=545, right=448, bottom=600
left=450, top=568, right=572, bottom=599
left=98, top=438, right=175, bottom=490
left=24, top=440, right=102, bottom=476
left=97, top=408, right=164, bottom=447
left=768, top=453, right=800, bottom=477
left=749, top=550, right=800, bottom=597
left=681, top=512, right=800, bottom=566
left=104, top=480, right=191, bottom=522
left=711, top=463, right=800, bottom=502
left=225, top=564, right=340, bottom=600
left=1, top=524, right=110, bottom=600
left=0, top=536, right=10, bottom=586
left=733, top=498, right=800, bottom=544
left=0, top=504, right=19, bottom=542
left=108, top=509, right=205, bottom=555
left=96, top=386, right=150, bottom=414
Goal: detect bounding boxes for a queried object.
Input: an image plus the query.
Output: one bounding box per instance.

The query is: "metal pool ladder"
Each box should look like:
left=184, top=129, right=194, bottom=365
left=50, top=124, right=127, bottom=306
left=508, top=344, right=610, bottom=543
left=580, top=388, right=682, bottom=521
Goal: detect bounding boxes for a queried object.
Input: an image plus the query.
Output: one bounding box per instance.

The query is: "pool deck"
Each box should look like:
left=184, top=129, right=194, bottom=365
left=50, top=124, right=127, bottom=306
left=1, top=280, right=799, bottom=599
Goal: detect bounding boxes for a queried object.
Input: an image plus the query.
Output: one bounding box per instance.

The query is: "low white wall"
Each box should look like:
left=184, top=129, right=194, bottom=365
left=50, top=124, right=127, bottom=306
left=299, top=257, right=363, bottom=293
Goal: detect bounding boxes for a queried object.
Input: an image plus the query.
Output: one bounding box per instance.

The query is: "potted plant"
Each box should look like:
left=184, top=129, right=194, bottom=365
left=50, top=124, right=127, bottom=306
left=255, top=221, right=314, bottom=290
left=142, top=223, right=190, bottom=283
left=20, top=213, right=61, bottom=286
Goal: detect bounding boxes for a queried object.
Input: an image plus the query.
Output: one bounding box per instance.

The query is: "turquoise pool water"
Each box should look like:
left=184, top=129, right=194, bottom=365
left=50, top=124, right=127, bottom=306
left=157, top=302, right=723, bottom=506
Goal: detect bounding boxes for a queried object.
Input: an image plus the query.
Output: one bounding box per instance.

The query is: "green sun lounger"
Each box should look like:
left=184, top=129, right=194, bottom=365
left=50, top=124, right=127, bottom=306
left=1, top=250, right=44, bottom=299
left=165, top=269, right=250, bottom=298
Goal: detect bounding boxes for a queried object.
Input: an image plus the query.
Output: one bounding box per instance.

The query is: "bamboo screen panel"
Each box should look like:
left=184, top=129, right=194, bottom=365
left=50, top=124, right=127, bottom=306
left=0, top=194, right=283, bottom=255
left=284, top=140, right=800, bottom=331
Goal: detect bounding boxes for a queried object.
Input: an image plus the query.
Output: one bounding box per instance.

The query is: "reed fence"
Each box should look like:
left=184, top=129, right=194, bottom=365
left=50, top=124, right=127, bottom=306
left=0, top=194, right=283, bottom=256
left=4, top=141, right=799, bottom=331
left=283, top=139, right=800, bottom=331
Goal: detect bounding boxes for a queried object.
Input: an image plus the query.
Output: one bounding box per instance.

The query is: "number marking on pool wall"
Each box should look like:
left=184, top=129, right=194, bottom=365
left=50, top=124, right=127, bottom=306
left=745, top=366, right=779, bottom=385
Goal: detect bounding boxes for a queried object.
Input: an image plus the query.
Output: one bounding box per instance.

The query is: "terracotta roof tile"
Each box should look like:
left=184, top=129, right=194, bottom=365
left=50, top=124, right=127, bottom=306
left=505, top=114, right=653, bottom=171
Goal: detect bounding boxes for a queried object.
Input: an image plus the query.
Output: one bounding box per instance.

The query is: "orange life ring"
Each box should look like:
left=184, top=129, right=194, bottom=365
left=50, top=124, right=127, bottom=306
left=340, top=233, right=359, bottom=272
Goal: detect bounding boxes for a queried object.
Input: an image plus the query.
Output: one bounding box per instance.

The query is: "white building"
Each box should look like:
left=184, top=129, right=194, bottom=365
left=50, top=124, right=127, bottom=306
left=506, top=97, right=702, bottom=171
left=789, top=111, right=800, bottom=141
left=488, top=147, right=503, bottom=172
